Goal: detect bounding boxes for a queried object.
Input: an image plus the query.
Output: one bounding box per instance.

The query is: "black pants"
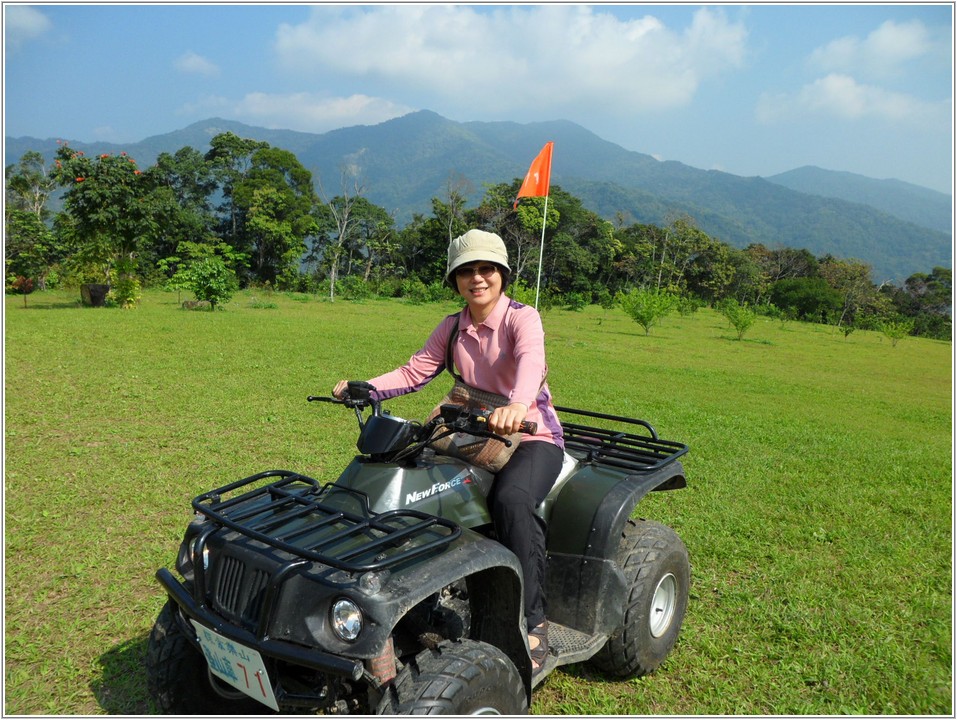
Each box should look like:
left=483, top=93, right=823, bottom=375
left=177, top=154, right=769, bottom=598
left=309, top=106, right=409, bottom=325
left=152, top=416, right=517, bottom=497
left=488, top=440, right=564, bottom=631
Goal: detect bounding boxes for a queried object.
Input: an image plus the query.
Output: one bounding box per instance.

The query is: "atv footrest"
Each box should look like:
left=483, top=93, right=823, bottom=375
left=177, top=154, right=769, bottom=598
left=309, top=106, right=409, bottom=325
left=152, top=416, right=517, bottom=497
left=556, top=406, right=688, bottom=473
left=532, top=621, right=606, bottom=688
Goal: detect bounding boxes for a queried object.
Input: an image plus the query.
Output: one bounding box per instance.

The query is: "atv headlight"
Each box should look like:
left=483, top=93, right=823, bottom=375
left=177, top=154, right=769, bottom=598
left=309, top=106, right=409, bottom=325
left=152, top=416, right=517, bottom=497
left=331, top=599, right=362, bottom=642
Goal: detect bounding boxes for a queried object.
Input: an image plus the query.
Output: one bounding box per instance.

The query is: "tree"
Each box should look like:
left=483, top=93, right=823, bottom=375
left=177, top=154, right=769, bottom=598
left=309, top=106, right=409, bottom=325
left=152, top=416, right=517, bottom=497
left=4, top=209, right=63, bottom=290
left=437, top=173, right=473, bottom=244
left=471, top=181, right=559, bottom=284
left=881, top=318, right=913, bottom=347
left=6, top=150, right=57, bottom=220
left=770, top=277, right=842, bottom=322
left=5, top=152, right=64, bottom=289
left=618, top=288, right=676, bottom=335
left=204, top=132, right=269, bottom=263
left=614, top=223, right=661, bottom=290
left=181, top=256, right=238, bottom=310
left=685, top=236, right=738, bottom=304
left=745, top=244, right=819, bottom=283
left=348, top=198, right=396, bottom=283
left=883, top=267, right=952, bottom=340
left=52, top=144, right=156, bottom=305
left=619, top=215, right=710, bottom=295
left=540, top=191, right=614, bottom=297
left=819, top=256, right=885, bottom=328
left=653, top=215, right=709, bottom=293
left=390, top=213, right=449, bottom=284
left=232, top=146, right=318, bottom=285
left=719, top=298, right=757, bottom=340
left=316, top=169, right=366, bottom=301
left=144, top=147, right=218, bottom=268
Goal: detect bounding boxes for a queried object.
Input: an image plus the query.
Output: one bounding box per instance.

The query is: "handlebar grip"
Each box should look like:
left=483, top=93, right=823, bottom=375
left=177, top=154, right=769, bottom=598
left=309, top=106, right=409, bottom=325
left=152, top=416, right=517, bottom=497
left=520, top=420, right=537, bottom=435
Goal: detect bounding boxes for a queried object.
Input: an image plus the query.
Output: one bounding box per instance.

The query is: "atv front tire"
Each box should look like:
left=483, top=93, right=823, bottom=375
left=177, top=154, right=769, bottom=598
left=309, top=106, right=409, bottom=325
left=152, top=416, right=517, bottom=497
left=588, top=519, right=689, bottom=678
left=377, top=639, right=527, bottom=715
left=146, top=601, right=273, bottom=715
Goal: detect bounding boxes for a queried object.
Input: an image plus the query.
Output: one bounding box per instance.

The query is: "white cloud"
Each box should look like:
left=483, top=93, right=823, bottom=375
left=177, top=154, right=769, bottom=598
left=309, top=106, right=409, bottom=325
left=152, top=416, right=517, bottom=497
left=4, top=5, right=52, bottom=52
left=756, top=73, right=949, bottom=126
left=175, top=51, right=220, bottom=78
left=231, top=92, right=414, bottom=132
left=271, top=5, right=748, bottom=121
left=809, top=20, right=935, bottom=78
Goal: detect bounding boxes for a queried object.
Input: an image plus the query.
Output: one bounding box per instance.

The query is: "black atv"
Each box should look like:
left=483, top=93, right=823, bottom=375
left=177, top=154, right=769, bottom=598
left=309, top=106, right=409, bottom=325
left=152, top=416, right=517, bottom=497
left=147, top=382, right=690, bottom=714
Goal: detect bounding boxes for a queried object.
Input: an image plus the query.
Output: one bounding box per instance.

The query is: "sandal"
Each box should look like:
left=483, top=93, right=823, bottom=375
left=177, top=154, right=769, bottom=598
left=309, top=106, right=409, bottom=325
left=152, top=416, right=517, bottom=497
left=528, top=620, right=549, bottom=675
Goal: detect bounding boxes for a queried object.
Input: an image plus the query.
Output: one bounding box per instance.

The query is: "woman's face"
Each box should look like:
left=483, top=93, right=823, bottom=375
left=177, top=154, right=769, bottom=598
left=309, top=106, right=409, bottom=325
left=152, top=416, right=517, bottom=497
left=454, top=262, right=503, bottom=317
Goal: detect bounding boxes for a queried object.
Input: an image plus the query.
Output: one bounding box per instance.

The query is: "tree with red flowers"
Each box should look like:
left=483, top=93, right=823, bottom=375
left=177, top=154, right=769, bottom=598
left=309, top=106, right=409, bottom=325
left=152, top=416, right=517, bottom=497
left=52, top=144, right=157, bottom=306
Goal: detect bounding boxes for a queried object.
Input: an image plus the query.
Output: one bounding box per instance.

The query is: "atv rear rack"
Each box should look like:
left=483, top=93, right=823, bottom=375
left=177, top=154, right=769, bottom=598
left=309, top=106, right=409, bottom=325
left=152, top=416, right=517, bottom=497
left=192, top=470, right=461, bottom=573
left=556, top=406, right=688, bottom=473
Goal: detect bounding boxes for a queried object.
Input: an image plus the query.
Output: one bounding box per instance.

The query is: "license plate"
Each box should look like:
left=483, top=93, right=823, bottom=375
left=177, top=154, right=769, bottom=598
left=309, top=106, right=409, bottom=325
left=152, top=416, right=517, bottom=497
left=191, top=620, right=280, bottom=711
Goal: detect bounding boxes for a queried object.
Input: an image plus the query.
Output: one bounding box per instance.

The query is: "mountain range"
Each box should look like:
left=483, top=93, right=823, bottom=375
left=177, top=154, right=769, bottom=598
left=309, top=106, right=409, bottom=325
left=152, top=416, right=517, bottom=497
left=6, top=110, right=952, bottom=283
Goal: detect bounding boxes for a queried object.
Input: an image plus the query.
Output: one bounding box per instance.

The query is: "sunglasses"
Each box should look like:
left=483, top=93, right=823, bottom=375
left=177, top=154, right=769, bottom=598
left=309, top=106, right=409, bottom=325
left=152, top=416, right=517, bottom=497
left=455, top=264, right=499, bottom=279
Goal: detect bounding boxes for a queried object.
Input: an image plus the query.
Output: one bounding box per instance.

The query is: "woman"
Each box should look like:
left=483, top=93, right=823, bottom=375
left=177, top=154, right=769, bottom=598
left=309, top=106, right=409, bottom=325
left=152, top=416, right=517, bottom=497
left=333, top=229, right=564, bottom=674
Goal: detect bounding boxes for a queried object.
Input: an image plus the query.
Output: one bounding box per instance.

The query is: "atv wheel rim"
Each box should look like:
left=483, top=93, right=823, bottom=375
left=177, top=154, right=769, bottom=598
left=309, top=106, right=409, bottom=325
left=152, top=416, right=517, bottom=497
left=649, top=572, right=678, bottom=638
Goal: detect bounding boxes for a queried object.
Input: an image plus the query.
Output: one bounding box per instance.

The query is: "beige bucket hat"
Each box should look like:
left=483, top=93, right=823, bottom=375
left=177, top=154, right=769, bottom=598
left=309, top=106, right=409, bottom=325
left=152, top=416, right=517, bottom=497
left=446, top=229, right=511, bottom=279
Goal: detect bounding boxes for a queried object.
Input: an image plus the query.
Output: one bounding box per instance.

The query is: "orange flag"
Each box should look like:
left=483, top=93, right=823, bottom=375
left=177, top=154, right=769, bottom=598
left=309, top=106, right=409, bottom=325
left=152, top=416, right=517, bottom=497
left=514, top=142, right=553, bottom=209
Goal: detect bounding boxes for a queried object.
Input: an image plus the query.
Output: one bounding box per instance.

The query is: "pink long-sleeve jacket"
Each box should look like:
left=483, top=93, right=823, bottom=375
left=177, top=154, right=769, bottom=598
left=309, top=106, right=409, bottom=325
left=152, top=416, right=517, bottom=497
left=368, top=293, right=564, bottom=448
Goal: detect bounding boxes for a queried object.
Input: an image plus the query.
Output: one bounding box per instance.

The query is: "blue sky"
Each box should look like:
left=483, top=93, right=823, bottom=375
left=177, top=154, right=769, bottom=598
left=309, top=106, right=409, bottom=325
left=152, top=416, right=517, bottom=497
left=4, top=3, right=953, bottom=193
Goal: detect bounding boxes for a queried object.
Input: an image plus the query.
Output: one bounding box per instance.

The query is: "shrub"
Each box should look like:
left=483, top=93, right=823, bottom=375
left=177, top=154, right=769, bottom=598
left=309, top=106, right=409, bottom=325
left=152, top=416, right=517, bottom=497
left=720, top=299, right=757, bottom=340
left=564, top=291, right=589, bottom=312
left=338, top=275, right=373, bottom=302
left=509, top=280, right=556, bottom=314
left=881, top=318, right=914, bottom=347
left=182, top=257, right=238, bottom=310
left=770, top=277, right=841, bottom=323
left=372, top=277, right=404, bottom=299
left=618, top=288, right=676, bottom=335
left=107, top=273, right=141, bottom=309
left=107, top=258, right=141, bottom=309
left=401, top=278, right=430, bottom=304
left=595, top=287, right=616, bottom=310
left=676, top=294, right=704, bottom=316
left=8, top=275, right=34, bottom=307
left=426, top=281, right=454, bottom=303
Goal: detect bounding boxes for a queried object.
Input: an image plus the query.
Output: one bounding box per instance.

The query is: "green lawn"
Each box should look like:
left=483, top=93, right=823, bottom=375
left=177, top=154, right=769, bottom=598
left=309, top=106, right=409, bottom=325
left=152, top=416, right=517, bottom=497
left=4, top=289, right=952, bottom=715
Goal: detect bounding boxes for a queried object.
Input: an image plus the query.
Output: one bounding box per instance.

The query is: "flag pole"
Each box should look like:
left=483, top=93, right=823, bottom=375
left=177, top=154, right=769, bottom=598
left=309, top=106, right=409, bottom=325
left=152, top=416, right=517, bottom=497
left=534, top=195, right=548, bottom=310
left=514, top=141, right=553, bottom=310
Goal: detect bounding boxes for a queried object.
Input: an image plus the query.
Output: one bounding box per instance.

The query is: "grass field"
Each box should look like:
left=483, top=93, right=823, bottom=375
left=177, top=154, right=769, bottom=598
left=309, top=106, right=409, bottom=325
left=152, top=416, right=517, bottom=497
left=4, top=289, right=952, bottom=715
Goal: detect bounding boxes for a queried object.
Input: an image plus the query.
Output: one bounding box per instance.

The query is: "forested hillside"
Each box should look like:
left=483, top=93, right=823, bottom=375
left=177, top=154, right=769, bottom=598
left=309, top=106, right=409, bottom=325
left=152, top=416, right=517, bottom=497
left=767, top=166, right=952, bottom=236
left=5, top=110, right=950, bottom=282
left=5, top=131, right=950, bottom=340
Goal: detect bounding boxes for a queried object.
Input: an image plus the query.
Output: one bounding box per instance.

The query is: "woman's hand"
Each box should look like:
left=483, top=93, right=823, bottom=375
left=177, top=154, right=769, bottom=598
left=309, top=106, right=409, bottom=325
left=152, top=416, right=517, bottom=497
left=332, top=380, right=349, bottom=399
left=488, top=402, right=529, bottom=436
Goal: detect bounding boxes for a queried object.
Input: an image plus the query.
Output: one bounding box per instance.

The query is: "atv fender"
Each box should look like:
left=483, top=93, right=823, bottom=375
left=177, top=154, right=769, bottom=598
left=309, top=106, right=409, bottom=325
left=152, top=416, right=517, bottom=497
left=389, top=526, right=529, bottom=673
left=294, top=525, right=532, bottom=698
left=544, top=460, right=686, bottom=637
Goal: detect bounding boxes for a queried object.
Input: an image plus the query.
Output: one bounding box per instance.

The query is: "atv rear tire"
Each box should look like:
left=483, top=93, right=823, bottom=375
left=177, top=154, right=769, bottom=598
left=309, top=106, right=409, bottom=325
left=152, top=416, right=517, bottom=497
left=588, top=519, right=689, bottom=678
left=377, top=639, right=527, bottom=715
left=146, top=601, right=274, bottom=715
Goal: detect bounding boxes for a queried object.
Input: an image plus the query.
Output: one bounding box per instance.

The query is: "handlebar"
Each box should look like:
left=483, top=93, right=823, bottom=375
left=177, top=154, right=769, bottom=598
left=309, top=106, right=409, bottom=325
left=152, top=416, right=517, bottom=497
left=472, top=413, right=538, bottom=436
left=435, top=404, right=537, bottom=438
left=310, top=388, right=537, bottom=439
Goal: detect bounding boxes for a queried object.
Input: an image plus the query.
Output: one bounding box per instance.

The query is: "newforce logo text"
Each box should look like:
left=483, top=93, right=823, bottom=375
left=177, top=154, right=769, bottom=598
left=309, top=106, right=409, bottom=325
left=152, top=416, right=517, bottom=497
left=405, top=472, right=469, bottom=505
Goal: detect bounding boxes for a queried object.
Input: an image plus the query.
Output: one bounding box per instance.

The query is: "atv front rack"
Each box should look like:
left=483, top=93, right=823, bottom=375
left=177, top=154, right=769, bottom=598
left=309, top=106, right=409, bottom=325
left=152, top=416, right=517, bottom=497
left=556, top=406, right=688, bottom=473
left=192, top=470, right=461, bottom=573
